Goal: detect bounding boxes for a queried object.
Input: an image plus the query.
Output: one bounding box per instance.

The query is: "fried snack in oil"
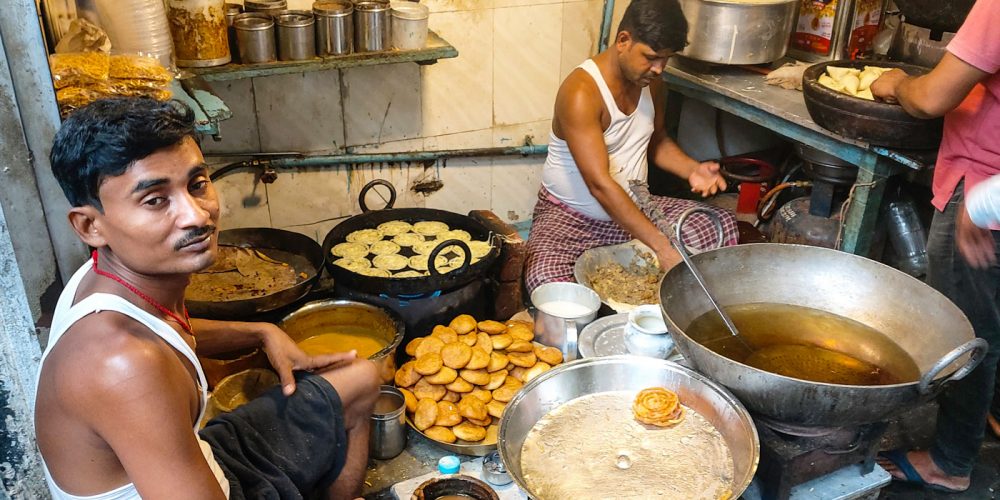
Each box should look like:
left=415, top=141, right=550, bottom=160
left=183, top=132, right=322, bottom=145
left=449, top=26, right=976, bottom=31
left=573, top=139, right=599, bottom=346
left=508, top=351, right=537, bottom=368
left=400, top=388, right=418, bottom=413
left=535, top=345, right=564, bottom=365
left=394, top=361, right=421, bottom=387
left=491, top=334, right=514, bottom=350
left=424, top=426, right=457, bottom=444
left=485, top=370, right=508, bottom=390
left=440, top=342, right=472, bottom=369
left=632, top=387, right=686, bottom=427
left=477, top=320, right=506, bottom=334
left=487, top=352, right=509, bottom=372
left=435, top=401, right=463, bottom=427
left=414, top=337, right=445, bottom=358
left=475, top=332, right=494, bottom=354
left=414, top=398, right=438, bottom=431
left=505, top=340, right=534, bottom=353
left=465, top=347, right=490, bottom=370
left=449, top=314, right=477, bottom=334
left=458, top=396, right=488, bottom=421
left=486, top=400, right=506, bottom=419
left=424, top=366, right=458, bottom=385
left=187, top=246, right=302, bottom=302
left=452, top=422, right=487, bottom=442
left=445, top=377, right=474, bottom=393
left=414, top=353, right=443, bottom=376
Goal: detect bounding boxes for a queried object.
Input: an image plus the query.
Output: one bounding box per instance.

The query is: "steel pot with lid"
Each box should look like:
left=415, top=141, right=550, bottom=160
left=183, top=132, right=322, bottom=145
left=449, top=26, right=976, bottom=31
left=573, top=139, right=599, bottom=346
left=659, top=243, right=987, bottom=429
left=678, top=0, right=799, bottom=65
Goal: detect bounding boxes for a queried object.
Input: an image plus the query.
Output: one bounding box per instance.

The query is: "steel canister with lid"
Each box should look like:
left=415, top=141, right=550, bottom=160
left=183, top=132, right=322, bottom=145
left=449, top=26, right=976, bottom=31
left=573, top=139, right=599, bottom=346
left=275, top=10, right=316, bottom=61
left=224, top=3, right=242, bottom=62
left=244, top=0, right=287, bottom=16
left=354, top=1, right=390, bottom=52
left=390, top=1, right=429, bottom=50
left=233, top=12, right=276, bottom=63
left=313, top=0, right=353, bottom=56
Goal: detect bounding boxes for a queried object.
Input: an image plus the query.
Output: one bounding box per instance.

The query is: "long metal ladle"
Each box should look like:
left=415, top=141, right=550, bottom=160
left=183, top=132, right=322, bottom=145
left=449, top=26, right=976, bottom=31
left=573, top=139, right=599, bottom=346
left=669, top=208, right=752, bottom=350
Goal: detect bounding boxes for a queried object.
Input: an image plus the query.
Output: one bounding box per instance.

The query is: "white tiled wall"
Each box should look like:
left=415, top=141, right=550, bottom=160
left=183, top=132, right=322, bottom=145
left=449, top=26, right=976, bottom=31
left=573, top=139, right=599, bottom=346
left=207, top=0, right=609, bottom=239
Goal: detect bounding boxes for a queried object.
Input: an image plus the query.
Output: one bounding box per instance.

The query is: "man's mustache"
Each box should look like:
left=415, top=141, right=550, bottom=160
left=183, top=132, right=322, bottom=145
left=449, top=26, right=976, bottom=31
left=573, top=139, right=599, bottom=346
left=175, top=225, right=216, bottom=250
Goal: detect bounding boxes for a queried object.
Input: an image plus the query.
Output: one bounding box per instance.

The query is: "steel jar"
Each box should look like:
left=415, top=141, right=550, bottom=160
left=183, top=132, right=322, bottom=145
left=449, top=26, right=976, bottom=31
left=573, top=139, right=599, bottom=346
left=244, top=0, right=286, bottom=16
left=390, top=1, right=429, bottom=50
left=354, top=1, right=390, bottom=52
left=275, top=10, right=316, bottom=60
left=313, top=0, right=353, bottom=56
left=370, top=385, right=407, bottom=460
left=678, top=0, right=798, bottom=65
left=233, top=12, right=276, bottom=63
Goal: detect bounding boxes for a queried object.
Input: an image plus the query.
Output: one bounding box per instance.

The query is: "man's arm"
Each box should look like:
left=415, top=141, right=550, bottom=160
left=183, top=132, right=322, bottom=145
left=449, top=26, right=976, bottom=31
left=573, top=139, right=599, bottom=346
left=648, top=80, right=727, bottom=196
left=556, top=73, right=680, bottom=269
left=191, top=318, right=356, bottom=395
left=870, top=53, right=989, bottom=118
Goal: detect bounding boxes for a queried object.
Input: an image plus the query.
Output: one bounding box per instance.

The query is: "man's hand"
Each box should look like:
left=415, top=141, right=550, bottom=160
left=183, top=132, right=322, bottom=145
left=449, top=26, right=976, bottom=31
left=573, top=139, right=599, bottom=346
left=870, top=69, right=909, bottom=104
left=689, top=161, right=727, bottom=197
left=957, top=202, right=997, bottom=269
left=655, top=244, right=683, bottom=272
left=257, top=323, right=357, bottom=396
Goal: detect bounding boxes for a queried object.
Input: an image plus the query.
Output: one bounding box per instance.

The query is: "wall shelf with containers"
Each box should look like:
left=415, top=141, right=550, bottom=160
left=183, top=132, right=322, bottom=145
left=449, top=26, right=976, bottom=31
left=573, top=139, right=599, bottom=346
left=187, top=1, right=457, bottom=83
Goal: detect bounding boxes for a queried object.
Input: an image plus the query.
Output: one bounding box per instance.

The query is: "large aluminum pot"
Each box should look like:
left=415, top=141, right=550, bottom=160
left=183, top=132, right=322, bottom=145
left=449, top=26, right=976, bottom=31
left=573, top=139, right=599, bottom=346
left=679, top=0, right=799, bottom=65
left=498, top=356, right=759, bottom=498
left=279, top=299, right=404, bottom=384
left=660, top=244, right=987, bottom=429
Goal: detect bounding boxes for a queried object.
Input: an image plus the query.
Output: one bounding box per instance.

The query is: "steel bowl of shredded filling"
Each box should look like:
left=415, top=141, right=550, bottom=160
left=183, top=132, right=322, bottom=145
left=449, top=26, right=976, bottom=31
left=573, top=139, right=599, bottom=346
left=575, top=240, right=664, bottom=312
left=497, top=356, right=759, bottom=500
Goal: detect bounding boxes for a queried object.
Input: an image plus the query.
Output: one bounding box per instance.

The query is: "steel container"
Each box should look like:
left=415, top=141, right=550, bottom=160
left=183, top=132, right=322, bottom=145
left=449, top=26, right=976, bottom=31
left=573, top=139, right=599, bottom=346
left=498, top=356, right=759, bottom=498
left=244, top=0, right=286, bottom=15
left=678, top=0, right=799, bottom=65
left=234, top=12, right=276, bottom=63
left=314, top=0, right=353, bottom=56
left=354, top=1, right=390, bottom=52
left=390, top=1, right=429, bottom=50
left=370, top=385, right=407, bottom=460
left=275, top=10, right=316, bottom=60
left=529, top=282, right=600, bottom=362
left=279, top=299, right=405, bottom=384
left=660, top=243, right=987, bottom=429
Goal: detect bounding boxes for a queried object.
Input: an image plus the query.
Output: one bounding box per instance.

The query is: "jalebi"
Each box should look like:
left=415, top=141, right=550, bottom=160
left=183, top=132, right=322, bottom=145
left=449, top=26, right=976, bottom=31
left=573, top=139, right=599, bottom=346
left=632, top=387, right=686, bottom=427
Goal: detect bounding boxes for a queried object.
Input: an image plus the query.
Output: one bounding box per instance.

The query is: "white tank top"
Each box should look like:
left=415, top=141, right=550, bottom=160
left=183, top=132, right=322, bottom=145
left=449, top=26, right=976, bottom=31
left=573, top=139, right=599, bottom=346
left=541, top=58, right=655, bottom=221
left=35, top=261, right=230, bottom=500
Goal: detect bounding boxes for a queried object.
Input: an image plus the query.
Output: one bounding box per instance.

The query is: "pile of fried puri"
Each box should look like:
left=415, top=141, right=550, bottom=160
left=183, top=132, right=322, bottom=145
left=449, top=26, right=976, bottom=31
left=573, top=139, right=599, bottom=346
left=394, top=314, right=564, bottom=445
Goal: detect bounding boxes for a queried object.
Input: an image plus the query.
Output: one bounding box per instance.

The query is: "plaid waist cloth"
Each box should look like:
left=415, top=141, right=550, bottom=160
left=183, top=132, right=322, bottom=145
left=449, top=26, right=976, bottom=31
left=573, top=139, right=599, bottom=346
left=524, top=187, right=738, bottom=293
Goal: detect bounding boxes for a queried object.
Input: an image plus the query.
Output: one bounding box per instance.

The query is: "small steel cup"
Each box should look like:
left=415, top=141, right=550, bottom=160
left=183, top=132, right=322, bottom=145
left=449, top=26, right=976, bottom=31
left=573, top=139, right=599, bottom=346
left=530, top=282, right=600, bottom=362
left=369, top=385, right=407, bottom=460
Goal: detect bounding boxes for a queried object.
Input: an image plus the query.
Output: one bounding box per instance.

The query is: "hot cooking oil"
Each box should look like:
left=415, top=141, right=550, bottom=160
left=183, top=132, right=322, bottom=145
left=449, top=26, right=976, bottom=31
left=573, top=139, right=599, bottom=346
left=685, top=303, right=920, bottom=386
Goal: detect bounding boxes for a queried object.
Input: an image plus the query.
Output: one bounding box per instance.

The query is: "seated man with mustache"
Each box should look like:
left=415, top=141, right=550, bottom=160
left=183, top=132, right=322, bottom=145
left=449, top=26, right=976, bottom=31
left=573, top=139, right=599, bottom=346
left=34, top=97, right=378, bottom=500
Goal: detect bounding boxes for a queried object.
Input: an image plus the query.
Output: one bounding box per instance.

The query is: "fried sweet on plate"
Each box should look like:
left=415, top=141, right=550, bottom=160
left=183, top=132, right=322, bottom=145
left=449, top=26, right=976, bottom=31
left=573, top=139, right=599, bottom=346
left=435, top=401, right=463, bottom=427
left=394, top=361, right=421, bottom=387
left=486, top=400, right=506, bottom=419
left=491, top=334, right=514, bottom=350
left=485, top=370, right=508, bottom=390
left=443, top=390, right=461, bottom=403
left=445, top=377, right=474, bottom=393
left=507, top=323, right=534, bottom=342
left=400, top=388, right=418, bottom=413
left=449, top=314, right=477, bottom=335
left=535, top=344, right=564, bottom=365
left=524, top=362, right=552, bottom=383
left=459, top=368, right=490, bottom=386
left=632, top=387, right=685, bottom=427
left=413, top=379, right=446, bottom=401
left=424, top=366, right=458, bottom=385
left=491, top=384, right=519, bottom=403
left=452, top=422, right=487, bottom=442
left=404, top=337, right=422, bottom=357
left=487, top=352, right=509, bottom=372
left=430, top=325, right=459, bottom=345
left=475, top=332, right=494, bottom=354
left=506, top=340, right=533, bottom=353
left=424, top=426, right=457, bottom=444
left=414, top=336, right=445, bottom=357
left=508, top=351, right=537, bottom=368
left=465, top=347, right=490, bottom=370
left=469, top=387, right=493, bottom=404
left=414, top=398, right=438, bottom=431
left=477, top=320, right=506, bottom=334
left=459, top=332, right=478, bottom=347
left=414, top=353, right=443, bottom=375
left=458, top=396, right=488, bottom=421
left=440, top=342, right=472, bottom=369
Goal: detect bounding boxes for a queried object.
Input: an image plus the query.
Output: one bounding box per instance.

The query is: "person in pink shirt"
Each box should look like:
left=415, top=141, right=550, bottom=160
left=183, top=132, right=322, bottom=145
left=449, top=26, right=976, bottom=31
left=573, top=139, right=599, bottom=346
left=871, top=0, right=1000, bottom=493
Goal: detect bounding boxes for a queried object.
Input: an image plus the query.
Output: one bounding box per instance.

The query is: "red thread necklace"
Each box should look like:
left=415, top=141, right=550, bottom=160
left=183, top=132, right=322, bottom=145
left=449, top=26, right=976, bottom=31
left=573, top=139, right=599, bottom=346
left=91, top=250, right=194, bottom=336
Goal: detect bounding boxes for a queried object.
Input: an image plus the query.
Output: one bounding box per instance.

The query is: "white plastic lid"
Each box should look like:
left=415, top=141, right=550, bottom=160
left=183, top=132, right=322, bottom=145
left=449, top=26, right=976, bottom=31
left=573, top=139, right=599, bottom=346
left=437, top=455, right=461, bottom=474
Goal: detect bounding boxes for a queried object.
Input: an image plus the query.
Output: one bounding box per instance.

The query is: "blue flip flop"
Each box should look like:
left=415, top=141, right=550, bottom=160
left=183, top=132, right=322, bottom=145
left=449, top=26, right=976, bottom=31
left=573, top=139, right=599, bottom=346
left=877, top=449, right=966, bottom=494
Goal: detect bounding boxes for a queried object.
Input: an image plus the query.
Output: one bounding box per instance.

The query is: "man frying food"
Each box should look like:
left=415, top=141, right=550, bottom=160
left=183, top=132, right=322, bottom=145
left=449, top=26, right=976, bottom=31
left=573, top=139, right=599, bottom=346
left=524, top=0, right=738, bottom=292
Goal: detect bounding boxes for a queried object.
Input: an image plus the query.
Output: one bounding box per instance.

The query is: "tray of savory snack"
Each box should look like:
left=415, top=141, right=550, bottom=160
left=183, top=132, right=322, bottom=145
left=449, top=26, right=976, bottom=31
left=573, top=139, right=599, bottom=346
left=393, top=314, right=565, bottom=456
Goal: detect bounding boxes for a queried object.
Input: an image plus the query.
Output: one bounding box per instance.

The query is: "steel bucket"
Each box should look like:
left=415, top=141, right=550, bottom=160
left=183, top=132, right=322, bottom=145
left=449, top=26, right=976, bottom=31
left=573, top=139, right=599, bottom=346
left=678, top=0, right=799, bottom=65
left=659, top=243, right=986, bottom=429
left=497, top=356, right=759, bottom=498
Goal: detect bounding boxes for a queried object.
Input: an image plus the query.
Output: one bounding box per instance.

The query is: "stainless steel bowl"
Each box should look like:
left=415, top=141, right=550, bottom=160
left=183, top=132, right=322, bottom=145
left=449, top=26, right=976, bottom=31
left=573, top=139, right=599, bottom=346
left=497, top=356, right=759, bottom=498
left=679, top=0, right=799, bottom=65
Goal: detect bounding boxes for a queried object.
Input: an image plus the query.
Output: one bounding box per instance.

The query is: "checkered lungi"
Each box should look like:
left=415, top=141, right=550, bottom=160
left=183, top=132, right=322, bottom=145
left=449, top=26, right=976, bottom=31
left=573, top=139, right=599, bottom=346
left=524, top=187, right=739, bottom=293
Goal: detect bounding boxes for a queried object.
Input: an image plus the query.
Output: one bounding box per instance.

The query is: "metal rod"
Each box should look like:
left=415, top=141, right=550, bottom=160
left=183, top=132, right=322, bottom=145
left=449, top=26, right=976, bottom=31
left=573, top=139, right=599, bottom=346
left=265, top=144, right=548, bottom=167
left=599, top=0, right=616, bottom=52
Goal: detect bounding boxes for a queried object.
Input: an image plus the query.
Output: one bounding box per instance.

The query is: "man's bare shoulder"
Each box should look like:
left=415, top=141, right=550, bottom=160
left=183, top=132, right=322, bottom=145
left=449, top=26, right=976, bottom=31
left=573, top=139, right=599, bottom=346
left=555, top=67, right=605, bottom=128
left=558, top=68, right=603, bottom=106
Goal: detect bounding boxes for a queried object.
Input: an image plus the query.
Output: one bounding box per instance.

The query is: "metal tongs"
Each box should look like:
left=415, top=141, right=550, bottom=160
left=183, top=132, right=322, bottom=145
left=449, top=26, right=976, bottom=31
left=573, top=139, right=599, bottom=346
left=670, top=207, right=752, bottom=350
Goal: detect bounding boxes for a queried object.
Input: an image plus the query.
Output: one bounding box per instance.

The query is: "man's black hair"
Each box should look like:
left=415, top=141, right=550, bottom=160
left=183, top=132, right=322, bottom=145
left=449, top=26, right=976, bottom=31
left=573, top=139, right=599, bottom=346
left=50, top=97, right=197, bottom=210
left=617, top=0, right=689, bottom=53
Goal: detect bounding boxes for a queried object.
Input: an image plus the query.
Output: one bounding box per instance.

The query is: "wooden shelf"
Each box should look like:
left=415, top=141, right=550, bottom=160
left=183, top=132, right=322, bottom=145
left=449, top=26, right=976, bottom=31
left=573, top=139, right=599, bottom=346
left=189, top=31, right=458, bottom=82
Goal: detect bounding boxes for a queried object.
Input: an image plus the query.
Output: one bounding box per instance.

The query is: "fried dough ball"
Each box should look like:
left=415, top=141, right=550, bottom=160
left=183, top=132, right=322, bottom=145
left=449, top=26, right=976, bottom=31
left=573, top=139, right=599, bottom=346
left=400, top=388, right=418, bottom=413
left=414, top=353, right=443, bottom=375
left=535, top=344, right=564, bottom=365
left=487, top=352, right=509, bottom=372
left=424, top=366, right=458, bottom=385
left=486, top=400, right=506, bottom=419
left=459, top=332, right=478, bottom=347
left=475, top=332, right=494, bottom=354
left=524, top=361, right=552, bottom=383
left=430, top=325, right=459, bottom=344
left=469, top=387, right=493, bottom=404
left=459, top=368, right=490, bottom=386
left=394, top=361, right=421, bottom=387
left=435, top=401, right=463, bottom=427
left=491, top=334, right=514, bottom=350
left=413, top=378, right=446, bottom=401
left=424, top=426, right=457, bottom=444
left=452, top=422, right=487, bottom=442
left=441, top=342, right=472, bottom=369
left=508, top=351, right=537, bottom=368
left=485, top=370, right=508, bottom=390
left=458, top=396, right=488, bottom=421
left=414, top=398, right=438, bottom=431
left=449, top=314, right=477, bottom=335
left=405, top=337, right=423, bottom=357
left=477, top=320, right=506, bottom=334
left=507, top=323, right=534, bottom=342
left=445, top=377, right=474, bottom=393
left=505, top=340, right=533, bottom=353
left=414, top=336, right=445, bottom=357
left=465, top=347, right=490, bottom=370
